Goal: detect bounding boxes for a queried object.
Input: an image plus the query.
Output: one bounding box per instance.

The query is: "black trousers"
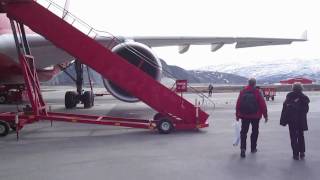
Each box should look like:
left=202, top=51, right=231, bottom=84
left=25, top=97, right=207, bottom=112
left=288, top=122, right=305, bottom=156
left=240, top=119, right=260, bottom=151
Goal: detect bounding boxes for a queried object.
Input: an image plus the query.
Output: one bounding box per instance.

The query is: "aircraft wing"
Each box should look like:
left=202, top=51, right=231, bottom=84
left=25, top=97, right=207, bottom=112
left=0, top=33, right=307, bottom=84
left=20, top=34, right=307, bottom=68
left=126, top=34, right=307, bottom=53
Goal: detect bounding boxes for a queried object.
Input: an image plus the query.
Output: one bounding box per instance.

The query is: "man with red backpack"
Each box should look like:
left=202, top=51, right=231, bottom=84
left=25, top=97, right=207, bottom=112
left=236, top=78, right=268, bottom=158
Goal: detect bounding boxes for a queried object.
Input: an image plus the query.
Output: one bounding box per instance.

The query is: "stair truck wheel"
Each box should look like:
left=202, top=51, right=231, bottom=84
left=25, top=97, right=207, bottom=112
left=0, top=121, right=10, bottom=137
left=0, top=94, right=7, bottom=104
left=157, top=118, right=173, bottom=134
left=83, top=91, right=94, bottom=108
left=65, top=91, right=77, bottom=109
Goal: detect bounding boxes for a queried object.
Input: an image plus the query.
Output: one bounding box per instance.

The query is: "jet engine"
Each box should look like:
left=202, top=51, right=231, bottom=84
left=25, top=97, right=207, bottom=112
left=102, top=41, right=162, bottom=102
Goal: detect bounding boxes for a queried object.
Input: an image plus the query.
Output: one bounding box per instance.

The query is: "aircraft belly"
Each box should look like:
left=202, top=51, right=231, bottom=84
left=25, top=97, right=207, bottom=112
left=1, top=34, right=73, bottom=69
left=0, top=34, right=73, bottom=84
left=31, top=45, right=73, bottom=68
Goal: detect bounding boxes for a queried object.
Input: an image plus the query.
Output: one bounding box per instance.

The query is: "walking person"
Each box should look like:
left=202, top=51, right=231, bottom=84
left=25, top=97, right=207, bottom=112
left=280, top=82, right=310, bottom=160
left=208, top=84, right=213, bottom=97
left=236, top=78, right=268, bottom=158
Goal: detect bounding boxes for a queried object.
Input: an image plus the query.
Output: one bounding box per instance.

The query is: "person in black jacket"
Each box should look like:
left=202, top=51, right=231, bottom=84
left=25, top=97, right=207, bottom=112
left=280, top=82, right=310, bottom=160
left=208, top=84, right=213, bottom=97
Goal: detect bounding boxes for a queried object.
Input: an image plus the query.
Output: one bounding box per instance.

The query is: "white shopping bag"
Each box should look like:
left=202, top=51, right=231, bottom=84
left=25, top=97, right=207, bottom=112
left=232, top=121, right=241, bottom=146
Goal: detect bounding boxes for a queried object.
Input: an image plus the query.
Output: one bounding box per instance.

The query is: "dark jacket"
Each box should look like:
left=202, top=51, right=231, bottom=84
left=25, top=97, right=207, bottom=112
left=280, top=91, right=310, bottom=131
left=236, top=86, right=268, bottom=120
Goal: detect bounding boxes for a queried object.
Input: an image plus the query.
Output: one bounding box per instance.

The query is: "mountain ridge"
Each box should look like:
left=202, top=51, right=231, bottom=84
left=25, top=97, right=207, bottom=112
left=44, top=59, right=248, bottom=85
left=198, top=59, right=320, bottom=84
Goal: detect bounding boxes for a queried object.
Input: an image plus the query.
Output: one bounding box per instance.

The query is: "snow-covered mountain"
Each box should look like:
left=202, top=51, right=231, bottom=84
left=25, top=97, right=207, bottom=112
left=198, top=59, right=320, bottom=84
left=44, top=59, right=248, bottom=85
left=161, top=60, right=247, bottom=84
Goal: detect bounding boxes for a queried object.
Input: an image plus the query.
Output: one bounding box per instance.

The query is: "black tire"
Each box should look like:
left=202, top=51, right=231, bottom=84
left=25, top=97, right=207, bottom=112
left=65, top=91, right=77, bottom=109
left=83, top=91, right=94, bottom=108
left=0, top=94, right=7, bottom=104
left=157, top=118, right=173, bottom=134
left=271, top=96, right=275, bottom=101
left=266, top=96, right=269, bottom=101
left=0, top=121, right=10, bottom=137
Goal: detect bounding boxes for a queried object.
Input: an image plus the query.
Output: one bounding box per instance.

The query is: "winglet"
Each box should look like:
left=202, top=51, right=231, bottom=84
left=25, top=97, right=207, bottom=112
left=301, top=30, right=308, bottom=41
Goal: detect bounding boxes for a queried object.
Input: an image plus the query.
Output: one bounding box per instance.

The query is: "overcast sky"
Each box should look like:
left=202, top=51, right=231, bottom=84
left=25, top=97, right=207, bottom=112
left=62, top=0, right=320, bottom=70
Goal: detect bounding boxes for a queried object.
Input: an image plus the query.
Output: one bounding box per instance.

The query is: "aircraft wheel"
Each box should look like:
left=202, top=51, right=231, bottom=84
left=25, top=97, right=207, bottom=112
left=266, top=96, right=269, bottom=101
left=83, top=91, right=94, bottom=108
left=271, top=96, right=275, bottom=101
left=0, top=94, right=7, bottom=104
left=65, top=91, right=77, bottom=109
left=0, top=121, right=10, bottom=137
left=157, top=118, right=173, bottom=134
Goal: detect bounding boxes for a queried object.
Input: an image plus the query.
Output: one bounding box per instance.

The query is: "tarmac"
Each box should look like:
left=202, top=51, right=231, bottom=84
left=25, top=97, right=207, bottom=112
left=1, top=86, right=320, bottom=180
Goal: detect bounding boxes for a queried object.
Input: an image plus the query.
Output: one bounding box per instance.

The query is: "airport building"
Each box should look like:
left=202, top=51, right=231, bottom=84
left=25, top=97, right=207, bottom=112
left=280, top=77, right=313, bottom=84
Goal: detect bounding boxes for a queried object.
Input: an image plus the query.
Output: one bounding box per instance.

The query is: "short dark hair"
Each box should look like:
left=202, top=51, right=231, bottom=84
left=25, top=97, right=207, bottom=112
left=248, top=78, right=256, bottom=87
left=292, top=82, right=303, bottom=92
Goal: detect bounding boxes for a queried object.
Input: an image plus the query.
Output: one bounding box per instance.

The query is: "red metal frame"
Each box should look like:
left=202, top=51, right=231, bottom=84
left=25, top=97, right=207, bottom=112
left=19, top=54, right=47, bottom=116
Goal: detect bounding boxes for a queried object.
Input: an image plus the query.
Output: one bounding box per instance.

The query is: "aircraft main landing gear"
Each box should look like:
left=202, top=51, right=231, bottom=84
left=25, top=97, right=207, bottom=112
left=63, top=60, right=94, bottom=109
left=64, top=90, right=94, bottom=109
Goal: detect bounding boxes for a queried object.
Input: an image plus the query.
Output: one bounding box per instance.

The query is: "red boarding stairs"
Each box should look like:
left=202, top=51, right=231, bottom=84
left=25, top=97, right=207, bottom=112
left=0, top=0, right=210, bottom=137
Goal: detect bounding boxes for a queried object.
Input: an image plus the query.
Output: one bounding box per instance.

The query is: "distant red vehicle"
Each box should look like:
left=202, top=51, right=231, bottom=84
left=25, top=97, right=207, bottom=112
left=0, top=84, right=26, bottom=104
left=280, top=77, right=313, bottom=84
left=261, top=87, right=276, bottom=101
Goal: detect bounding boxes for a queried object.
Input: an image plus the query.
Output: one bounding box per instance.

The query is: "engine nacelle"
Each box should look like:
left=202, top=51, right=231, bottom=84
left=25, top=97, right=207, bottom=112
left=102, top=41, right=162, bottom=102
